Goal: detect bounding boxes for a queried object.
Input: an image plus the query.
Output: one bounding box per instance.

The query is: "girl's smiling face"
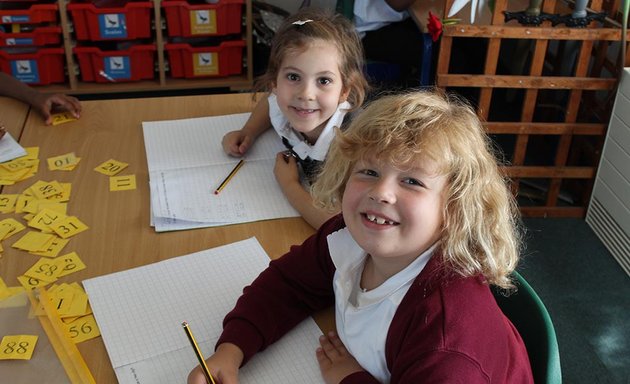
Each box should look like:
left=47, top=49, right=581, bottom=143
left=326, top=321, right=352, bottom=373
left=272, top=39, right=349, bottom=144
left=342, top=154, right=448, bottom=267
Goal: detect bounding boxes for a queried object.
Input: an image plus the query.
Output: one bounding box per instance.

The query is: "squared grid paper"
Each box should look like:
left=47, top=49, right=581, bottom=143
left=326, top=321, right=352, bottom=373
left=142, top=113, right=287, bottom=173
left=142, top=113, right=300, bottom=230
left=151, top=161, right=298, bottom=223
left=83, top=238, right=324, bottom=383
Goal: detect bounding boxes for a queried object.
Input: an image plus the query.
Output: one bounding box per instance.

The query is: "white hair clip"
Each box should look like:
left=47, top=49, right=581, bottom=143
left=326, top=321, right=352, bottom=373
left=292, top=19, right=313, bottom=26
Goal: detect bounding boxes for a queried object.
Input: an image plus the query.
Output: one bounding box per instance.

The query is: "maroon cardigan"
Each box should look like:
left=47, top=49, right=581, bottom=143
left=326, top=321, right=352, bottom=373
left=218, top=215, right=534, bottom=383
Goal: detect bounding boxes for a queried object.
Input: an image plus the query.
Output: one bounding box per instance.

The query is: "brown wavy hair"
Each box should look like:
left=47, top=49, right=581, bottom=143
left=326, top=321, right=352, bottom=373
left=254, top=7, right=368, bottom=110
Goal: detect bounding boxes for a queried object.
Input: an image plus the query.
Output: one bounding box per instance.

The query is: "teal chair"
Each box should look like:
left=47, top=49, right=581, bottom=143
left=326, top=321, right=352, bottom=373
left=492, top=271, right=562, bottom=384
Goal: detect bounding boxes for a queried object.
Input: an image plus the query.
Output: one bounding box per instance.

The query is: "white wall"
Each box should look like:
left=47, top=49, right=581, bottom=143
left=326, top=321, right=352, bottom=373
left=586, top=68, right=630, bottom=276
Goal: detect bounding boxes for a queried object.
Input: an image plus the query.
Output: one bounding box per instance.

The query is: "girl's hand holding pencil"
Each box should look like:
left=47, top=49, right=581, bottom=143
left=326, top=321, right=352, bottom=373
left=186, top=342, right=244, bottom=384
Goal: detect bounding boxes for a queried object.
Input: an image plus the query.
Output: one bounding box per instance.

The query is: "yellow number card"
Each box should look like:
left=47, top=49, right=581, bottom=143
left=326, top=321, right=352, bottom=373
left=28, top=208, right=67, bottom=232
left=0, top=335, right=38, bottom=360
left=65, top=315, right=100, bottom=344
left=49, top=216, right=89, bottom=239
left=11, top=231, right=56, bottom=252
left=50, top=112, right=78, bottom=126
left=45, top=182, right=72, bottom=203
left=0, top=194, right=18, bottom=213
left=94, top=159, right=128, bottom=176
left=0, top=218, right=26, bottom=240
left=24, top=258, right=63, bottom=283
left=24, top=147, right=39, bottom=159
left=30, top=237, right=70, bottom=258
left=30, top=180, right=64, bottom=200
left=15, top=194, right=34, bottom=213
left=56, top=252, right=87, bottom=278
left=17, top=275, right=47, bottom=291
left=47, top=152, right=80, bottom=171
left=109, top=175, right=136, bottom=191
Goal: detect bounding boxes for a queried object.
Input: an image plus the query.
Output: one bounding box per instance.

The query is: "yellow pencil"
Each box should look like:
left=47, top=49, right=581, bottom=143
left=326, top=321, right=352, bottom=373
left=214, top=159, right=245, bottom=195
left=182, top=321, right=217, bottom=384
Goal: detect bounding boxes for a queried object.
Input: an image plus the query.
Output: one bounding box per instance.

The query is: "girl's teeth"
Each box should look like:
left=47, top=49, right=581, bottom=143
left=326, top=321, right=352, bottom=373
left=366, top=214, right=393, bottom=225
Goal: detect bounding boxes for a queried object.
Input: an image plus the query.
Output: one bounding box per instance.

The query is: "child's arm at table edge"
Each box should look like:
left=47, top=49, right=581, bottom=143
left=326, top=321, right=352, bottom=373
left=222, top=95, right=273, bottom=156
left=216, top=215, right=341, bottom=364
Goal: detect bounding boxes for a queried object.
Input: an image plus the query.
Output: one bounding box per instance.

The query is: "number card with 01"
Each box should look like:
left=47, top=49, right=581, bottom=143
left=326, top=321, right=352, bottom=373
left=47, top=152, right=80, bottom=171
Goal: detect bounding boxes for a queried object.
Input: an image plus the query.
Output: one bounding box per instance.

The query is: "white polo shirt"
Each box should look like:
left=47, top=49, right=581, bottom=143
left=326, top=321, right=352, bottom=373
left=267, top=93, right=350, bottom=161
left=327, top=227, right=436, bottom=383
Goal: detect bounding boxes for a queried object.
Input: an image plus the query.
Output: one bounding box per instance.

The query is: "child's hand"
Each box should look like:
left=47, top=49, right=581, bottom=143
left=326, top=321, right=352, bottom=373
left=33, top=93, right=82, bottom=125
left=274, top=151, right=300, bottom=190
left=187, top=343, right=243, bottom=384
left=222, top=130, right=253, bottom=157
left=316, top=331, right=364, bottom=384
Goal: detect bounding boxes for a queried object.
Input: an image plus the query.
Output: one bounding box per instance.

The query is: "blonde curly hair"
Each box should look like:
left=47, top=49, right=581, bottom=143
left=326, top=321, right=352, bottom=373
left=312, top=89, right=522, bottom=289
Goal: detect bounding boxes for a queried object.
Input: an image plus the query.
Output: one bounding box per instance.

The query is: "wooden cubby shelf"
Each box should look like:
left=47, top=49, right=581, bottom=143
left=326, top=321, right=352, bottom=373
left=1, top=0, right=253, bottom=95
left=435, top=0, right=627, bottom=217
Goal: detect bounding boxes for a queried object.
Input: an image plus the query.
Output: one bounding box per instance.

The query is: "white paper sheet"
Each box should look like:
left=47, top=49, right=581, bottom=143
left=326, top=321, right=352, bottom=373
left=83, top=238, right=325, bottom=384
left=0, top=132, right=27, bottom=163
left=142, top=114, right=300, bottom=231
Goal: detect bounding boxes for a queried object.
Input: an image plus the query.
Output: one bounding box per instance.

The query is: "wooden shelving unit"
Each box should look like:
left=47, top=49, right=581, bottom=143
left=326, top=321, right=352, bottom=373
left=435, top=0, right=625, bottom=217
left=2, top=0, right=253, bottom=95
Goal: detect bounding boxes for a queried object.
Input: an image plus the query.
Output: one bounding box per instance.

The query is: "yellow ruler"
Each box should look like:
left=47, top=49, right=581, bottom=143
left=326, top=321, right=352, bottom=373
left=26, top=287, right=96, bottom=384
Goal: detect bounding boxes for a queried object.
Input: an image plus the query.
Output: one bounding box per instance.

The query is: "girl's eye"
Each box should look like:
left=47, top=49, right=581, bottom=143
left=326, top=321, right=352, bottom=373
left=287, top=73, right=300, bottom=81
left=358, top=169, right=378, bottom=177
left=402, top=178, right=425, bottom=187
left=318, top=77, right=332, bottom=85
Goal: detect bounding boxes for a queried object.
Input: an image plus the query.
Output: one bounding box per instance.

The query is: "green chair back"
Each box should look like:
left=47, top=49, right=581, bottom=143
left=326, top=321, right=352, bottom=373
left=492, top=271, right=562, bottom=384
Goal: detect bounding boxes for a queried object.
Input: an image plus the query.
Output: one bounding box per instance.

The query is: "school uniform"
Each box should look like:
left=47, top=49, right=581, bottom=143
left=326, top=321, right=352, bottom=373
left=268, top=93, right=350, bottom=181
left=217, top=215, right=534, bottom=383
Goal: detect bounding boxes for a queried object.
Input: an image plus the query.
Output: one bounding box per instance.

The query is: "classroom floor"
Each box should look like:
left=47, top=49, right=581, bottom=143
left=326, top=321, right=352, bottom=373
left=520, top=218, right=630, bottom=384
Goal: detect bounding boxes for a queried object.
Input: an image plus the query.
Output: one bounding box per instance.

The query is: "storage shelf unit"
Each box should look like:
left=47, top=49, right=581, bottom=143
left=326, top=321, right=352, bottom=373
left=435, top=0, right=626, bottom=217
left=0, top=0, right=253, bottom=94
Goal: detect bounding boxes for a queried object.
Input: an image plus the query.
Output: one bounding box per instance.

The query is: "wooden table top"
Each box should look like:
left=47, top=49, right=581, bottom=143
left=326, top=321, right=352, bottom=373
left=0, top=96, right=30, bottom=140
left=0, top=93, right=333, bottom=383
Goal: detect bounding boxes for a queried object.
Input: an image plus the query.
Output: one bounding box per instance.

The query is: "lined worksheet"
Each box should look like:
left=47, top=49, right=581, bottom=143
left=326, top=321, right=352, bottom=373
left=142, top=113, right=299, bottom=231
left=83, top=238, right=325, bottom=384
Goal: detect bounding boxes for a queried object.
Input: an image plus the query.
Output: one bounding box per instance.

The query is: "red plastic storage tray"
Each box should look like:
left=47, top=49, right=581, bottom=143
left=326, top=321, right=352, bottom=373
left=0, top=26, right=62, bottom=47
left=165, top=40, right=245, bottom=78
left=67, top=1, right=153, bottom=41
left=162, top=0, right=244, bottom=37
left=74, top=44, right=156, bottom=82
left=0, top=3, right=58, bottom=24
left=0, top=47, right=65, bottom=85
